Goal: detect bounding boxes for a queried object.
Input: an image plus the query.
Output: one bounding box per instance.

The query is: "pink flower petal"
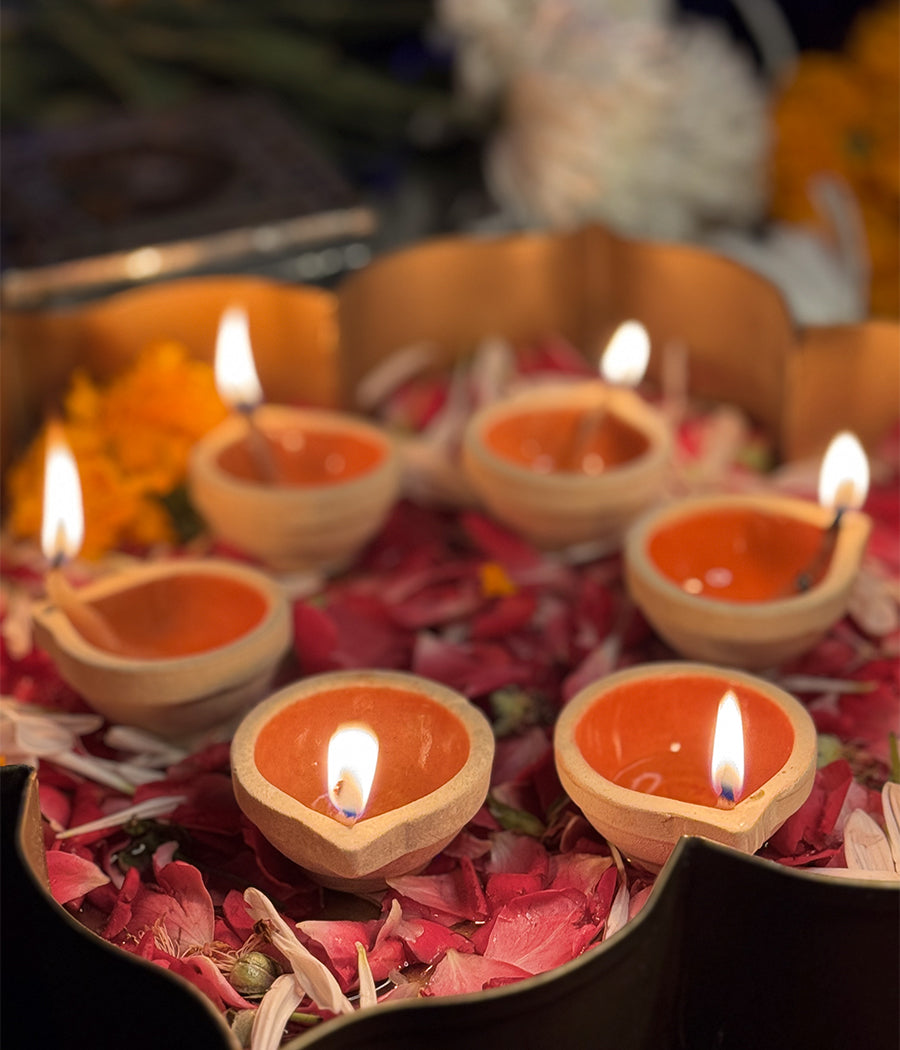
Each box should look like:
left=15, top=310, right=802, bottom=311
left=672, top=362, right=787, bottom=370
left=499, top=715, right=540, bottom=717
left=490, top=728, right=552, bottom=787
left=460, top=513, right=542, bottom=570
left=470, top=593, right=538, bottom=641
left=479, top=888, right=599, bottom=974
left=766, top=760, right=854, bottom=860
left=412, top=632, right=532, bottom=697
left=122, top=860, right=215, bottom=954
left=486, top=830, right=550, bottom=876
left=387, top=857, right=488, bottom=924
left=425, top=948, right=531, bottom=997
left=296, top=918, right=376, bottom=990
left=46, top=848, right=110, bottom=904
left=168, top=954, right=254, bottom=1012
left=548, top=851, right=614, bottom=896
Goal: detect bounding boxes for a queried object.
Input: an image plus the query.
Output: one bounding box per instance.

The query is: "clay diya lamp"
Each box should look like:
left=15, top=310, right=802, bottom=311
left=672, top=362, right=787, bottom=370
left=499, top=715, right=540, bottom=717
left=189, top=306, right=400, bottom=572
left=624, top=430, right=872, bottom=669
left=32, top=424, right=291, bottom=739
left=231, top=669, right=495, bottom=891
left=554, top=662, right=818, bottom=871
left=462, top=321, right=671, bottom=550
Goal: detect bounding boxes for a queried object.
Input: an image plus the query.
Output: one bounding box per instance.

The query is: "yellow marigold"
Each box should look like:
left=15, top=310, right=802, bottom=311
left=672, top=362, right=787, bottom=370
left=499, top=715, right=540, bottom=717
left=769, top=2, right=899, bottom=317
left=5, top=341, right=227, bottom=558
left=478, top=561, right=517, bottom=598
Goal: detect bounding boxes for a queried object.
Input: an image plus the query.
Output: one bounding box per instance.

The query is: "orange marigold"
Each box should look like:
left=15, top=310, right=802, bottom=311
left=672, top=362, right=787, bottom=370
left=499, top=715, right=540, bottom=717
left=5, top=341, right=227, bottom=558
left=769, top=2, right=899, bottom=317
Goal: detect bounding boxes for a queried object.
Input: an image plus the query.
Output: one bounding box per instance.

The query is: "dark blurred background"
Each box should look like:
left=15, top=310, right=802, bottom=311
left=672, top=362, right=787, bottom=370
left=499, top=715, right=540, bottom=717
left=0, top=0, right=886, bottom=303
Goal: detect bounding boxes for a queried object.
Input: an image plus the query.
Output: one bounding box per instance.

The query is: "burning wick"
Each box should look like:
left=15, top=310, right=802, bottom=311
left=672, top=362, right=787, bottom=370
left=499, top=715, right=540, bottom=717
left=214, top=306, right=280, bottom=484
left=711, top=689, right=744, bottom=810
left=794, top=432, right=869, bottom=593
left=327, top=724, right=379, bottom=826
left=41, top=422, right=119, bottom=651
left=566, top=320, right=650, bottom=471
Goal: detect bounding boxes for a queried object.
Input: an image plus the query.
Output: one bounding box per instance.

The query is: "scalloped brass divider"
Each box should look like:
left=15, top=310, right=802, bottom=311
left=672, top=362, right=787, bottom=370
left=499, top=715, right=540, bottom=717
left=2, top=226, right=897, bottom=478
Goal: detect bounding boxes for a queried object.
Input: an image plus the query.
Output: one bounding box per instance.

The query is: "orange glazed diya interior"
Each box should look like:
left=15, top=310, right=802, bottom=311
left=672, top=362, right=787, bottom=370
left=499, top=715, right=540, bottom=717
left=75, top=573, right=268, bottom=659
left=231, top=669, right=495, bottom=889
left=217, top=425, right=386, bottom=486
left=648, top=507, right=830, bottom=602
left=554, top=662, right=818, bottom=869
left=486, top=407, right=649, bottom=475
left=254, top=684, right=471, bottom=820
left=574, top=674, right=793, bottom=808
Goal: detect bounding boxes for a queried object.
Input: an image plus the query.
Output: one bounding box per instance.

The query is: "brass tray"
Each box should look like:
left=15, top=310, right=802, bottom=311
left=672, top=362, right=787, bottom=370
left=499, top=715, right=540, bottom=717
left=2, top=229, right=899, bottom=1049
left=5, top=765, right=897, bottom=1050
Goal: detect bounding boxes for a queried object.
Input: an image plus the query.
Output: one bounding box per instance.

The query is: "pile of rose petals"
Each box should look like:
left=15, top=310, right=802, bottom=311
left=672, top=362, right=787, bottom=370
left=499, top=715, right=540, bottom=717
left=2, top=341, right=898, bottom=1047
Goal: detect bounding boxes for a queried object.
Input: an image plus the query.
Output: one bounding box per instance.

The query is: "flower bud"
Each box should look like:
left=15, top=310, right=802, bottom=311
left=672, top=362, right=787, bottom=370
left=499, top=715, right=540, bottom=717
left=229, top=951, right=282, bottom=997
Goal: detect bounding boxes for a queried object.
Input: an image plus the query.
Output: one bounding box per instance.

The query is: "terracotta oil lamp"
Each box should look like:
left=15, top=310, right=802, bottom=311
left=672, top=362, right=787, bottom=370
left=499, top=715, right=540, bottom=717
left=624, top=431, right=872, bottom=669
left=189, top=306, right=400, bottom=573
left=32, top=424, right=291, bottom=740
left=231, top=669, right=495, bottom=891
left=554, top=662, right=817, bottom=871
left=462, top=321, right=671, bottom=551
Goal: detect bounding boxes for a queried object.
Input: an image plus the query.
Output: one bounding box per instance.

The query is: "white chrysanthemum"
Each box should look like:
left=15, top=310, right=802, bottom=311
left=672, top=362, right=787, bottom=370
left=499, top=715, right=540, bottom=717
left=436, top=0, right=667, bottom=108
left=485, top=14, right=769, bottom=239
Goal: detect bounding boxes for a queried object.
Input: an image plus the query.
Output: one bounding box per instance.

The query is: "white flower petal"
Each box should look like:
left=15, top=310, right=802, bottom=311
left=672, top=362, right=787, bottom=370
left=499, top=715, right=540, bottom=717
left=251, top=973, right=302, bottom=1050
left=56, top=795, right=186, bottom=839
left=843, top=808, right=897, bottom=874
left=355, top=943, right=377, bottom=1010
left=244, top=888, right=354, bottom=1016
left=603, top=882, right=631, bottom=941
left=883, top=782, right=900, bottom=874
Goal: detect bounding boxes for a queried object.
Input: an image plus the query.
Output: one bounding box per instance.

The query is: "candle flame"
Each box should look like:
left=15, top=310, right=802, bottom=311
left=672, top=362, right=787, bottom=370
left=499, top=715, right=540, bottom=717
left=818, top=431, right=869, bottom=512
left=711, top=690, right=744, bottom=803
left=600, top=320, right=650, bottom=387
left=214, top=306, right=263, bottom=411
left=41, top=421, right=84, bottom=565
left=327, top=723, right=379, bottom=821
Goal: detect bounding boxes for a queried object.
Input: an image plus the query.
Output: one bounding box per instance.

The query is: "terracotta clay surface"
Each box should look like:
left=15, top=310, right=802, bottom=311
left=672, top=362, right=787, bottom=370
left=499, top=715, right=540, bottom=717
left=32, top=559, right=291, bottom=740
left=189, top=405, right=400, bottom=572
left=625, top=494, right=872, bottom=668
left=463, top=381, right=671, bottom=551
left=554, top=662, right=817, bottom=870
left=231, top=669, right=495, bottom=891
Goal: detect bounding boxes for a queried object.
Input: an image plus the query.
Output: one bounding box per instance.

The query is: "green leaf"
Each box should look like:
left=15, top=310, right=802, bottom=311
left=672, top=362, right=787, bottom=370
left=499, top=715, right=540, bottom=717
left=486, top=794, right=545, bottom=838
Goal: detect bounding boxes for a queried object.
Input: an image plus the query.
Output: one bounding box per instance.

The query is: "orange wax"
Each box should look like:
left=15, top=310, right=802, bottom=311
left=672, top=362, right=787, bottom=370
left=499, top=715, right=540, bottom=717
left=486, top=407, right=648, bottom=475
left=575, top=674, right=793, bottom=807
left=218, top=426, right=384, bottom=485
left=648, top=508, right=829, bottom=601
left=254, top=685, right=471, bottom=820
left=81, top=573, right=268, bottom=658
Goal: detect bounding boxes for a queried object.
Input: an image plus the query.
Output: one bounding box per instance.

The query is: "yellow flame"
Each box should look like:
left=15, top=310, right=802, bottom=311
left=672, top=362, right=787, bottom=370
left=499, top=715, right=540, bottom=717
left=214, top=306, right=263, bottom=410
left=41, top=422, right=84, bottom=564
left=600, top=320, right=650, bottom=387
left=711, top=690, right=744, bottom=802
left=327, top=723, right=379, bottom=820
left=817, top=431, right=869, bottom=511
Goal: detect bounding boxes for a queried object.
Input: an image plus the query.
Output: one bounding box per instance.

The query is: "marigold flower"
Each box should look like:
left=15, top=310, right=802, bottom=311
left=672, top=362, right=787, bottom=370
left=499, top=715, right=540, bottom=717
left=5, top=341, right=227, bottom=558
left=769, top=2, right=899, bottom=316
